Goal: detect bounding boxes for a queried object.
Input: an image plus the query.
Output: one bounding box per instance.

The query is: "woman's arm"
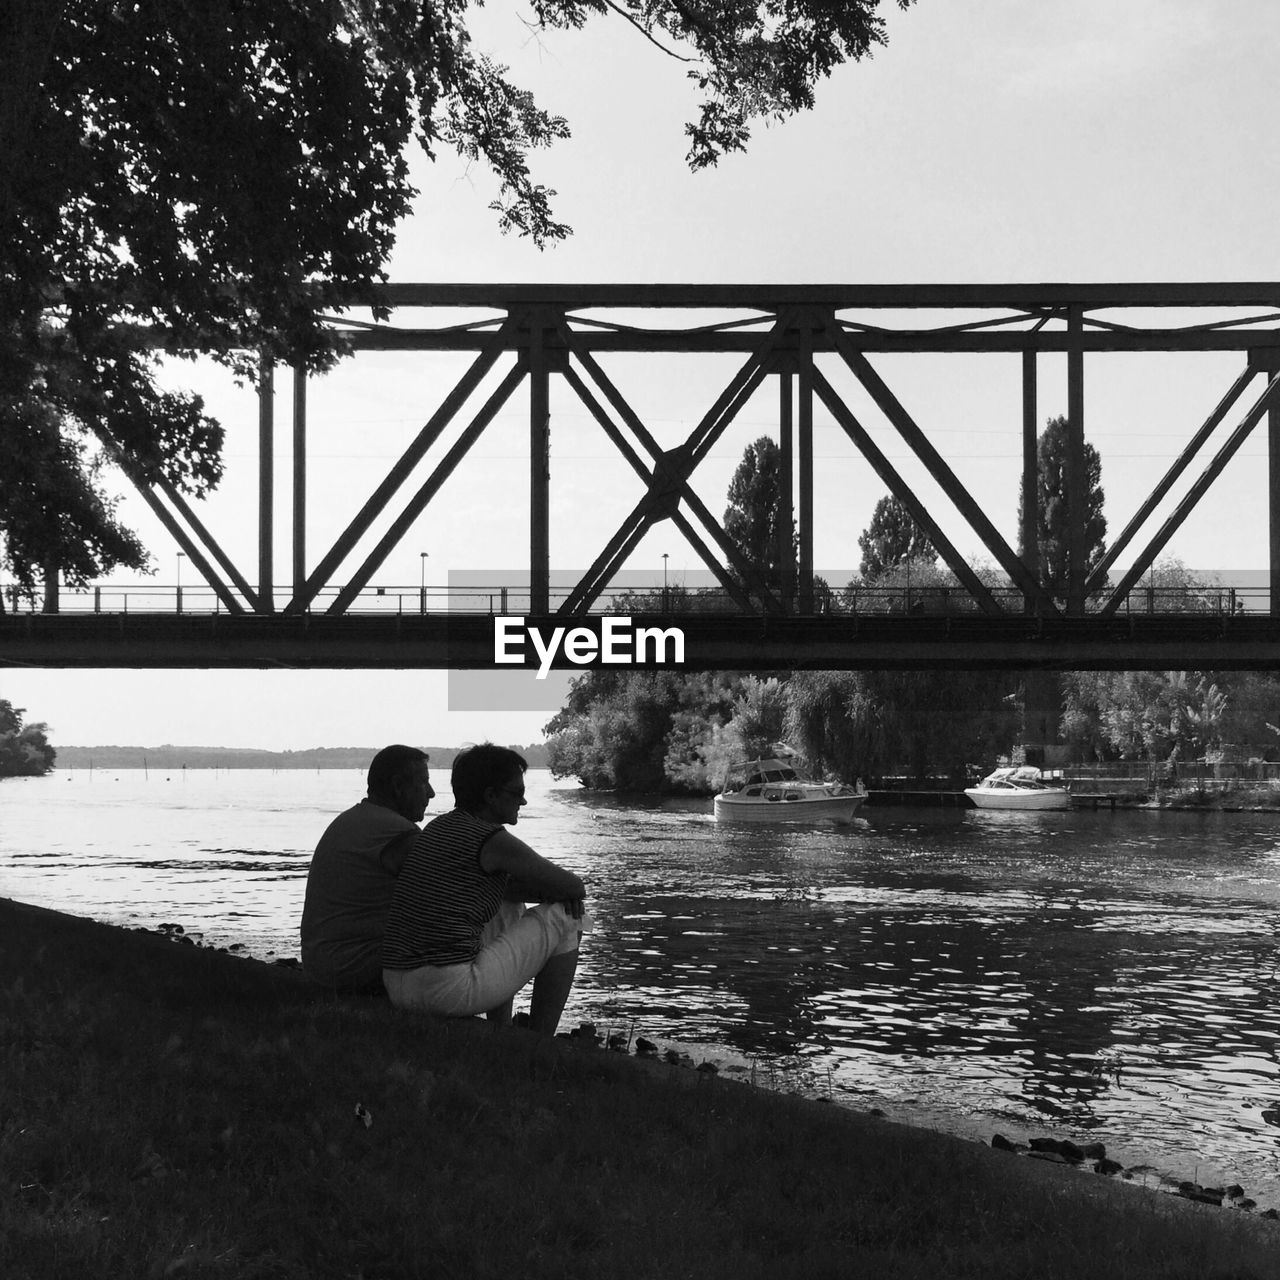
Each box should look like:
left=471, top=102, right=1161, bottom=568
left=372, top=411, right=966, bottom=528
left=480, top=829, right=585, bottom=903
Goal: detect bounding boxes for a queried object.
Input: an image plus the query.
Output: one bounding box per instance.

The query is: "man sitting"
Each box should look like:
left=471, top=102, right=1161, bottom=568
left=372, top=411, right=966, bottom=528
left=301, top=744, right=434, bottom=994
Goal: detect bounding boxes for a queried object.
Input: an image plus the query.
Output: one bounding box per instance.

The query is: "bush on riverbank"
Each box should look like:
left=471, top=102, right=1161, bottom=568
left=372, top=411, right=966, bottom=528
left=0, top=699, right=54, bottom=778
left=3, top=897, right=1279, bottom=1280
left=1148, top=780, right=1280, bottom=810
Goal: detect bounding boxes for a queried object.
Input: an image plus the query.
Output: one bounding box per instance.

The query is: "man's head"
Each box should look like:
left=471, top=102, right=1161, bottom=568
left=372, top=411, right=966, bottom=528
left=367, top=745, right=433, bottom=822
left=450, top=743, right=527, bottom=820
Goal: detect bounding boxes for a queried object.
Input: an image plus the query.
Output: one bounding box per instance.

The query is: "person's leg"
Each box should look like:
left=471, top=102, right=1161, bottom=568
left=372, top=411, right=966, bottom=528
left=528, top=946, right=578, bottom=1034
left=481, top=904, right=522, bottom=1026
left=466, top=903, right=584, bottom=1033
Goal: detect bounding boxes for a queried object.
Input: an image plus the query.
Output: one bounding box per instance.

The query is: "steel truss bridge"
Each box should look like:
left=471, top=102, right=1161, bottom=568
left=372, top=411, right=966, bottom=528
left=9, top=281, right=1280, bottom=672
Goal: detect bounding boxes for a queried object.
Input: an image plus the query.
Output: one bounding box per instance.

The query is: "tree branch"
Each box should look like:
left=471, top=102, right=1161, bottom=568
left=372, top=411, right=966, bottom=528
left=603, top=0, right=695, bottom=63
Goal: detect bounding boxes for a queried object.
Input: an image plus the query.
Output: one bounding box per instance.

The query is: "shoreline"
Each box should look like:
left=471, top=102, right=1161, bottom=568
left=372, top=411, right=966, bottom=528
left=8, top=895, right=1277, bottom=1221
left=6, top=894, right=1280, bottom=1278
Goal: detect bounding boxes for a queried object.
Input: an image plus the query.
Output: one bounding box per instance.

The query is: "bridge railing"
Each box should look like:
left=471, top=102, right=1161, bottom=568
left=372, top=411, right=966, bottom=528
left=2, top=582, right=1271, bottom=617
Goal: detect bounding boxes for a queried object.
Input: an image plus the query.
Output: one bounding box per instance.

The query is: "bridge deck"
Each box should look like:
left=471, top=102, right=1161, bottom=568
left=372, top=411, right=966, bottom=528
left=8, top=612, right=1280, bottom=670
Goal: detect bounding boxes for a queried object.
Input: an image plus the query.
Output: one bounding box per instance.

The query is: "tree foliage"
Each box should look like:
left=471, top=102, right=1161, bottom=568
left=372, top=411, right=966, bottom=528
left=1217, top=672, right=1280, bottom=751
left=1058, top=565, right=1262, bottom=764
left=0, top=699, right=56, bottom=777
left=1017, top=415, right=1107, bottom=601
left=529, top=0, right=915, bottom=170
left=2, top=0, right=914, bottom=591
left=1062, top=669, right=1234, bottom=764
left=857, top=494, right=935, bottom=579
left=782, top=672, right=879, bottom=779
left=722, top=436, right=796, bottom=588
left=545, top=669, right=754, bottom=792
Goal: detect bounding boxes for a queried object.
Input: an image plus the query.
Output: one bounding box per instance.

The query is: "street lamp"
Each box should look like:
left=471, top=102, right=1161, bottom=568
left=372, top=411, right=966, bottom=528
left=420, top=552, right=428, bottom=614
left=176, top=552, right=185, bottom=614
left=662, top=553, right=669, bottom=612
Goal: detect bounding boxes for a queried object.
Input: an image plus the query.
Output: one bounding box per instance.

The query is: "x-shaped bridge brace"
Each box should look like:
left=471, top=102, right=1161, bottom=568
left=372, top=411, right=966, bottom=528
left=112, top=285, right=1280, bottom=622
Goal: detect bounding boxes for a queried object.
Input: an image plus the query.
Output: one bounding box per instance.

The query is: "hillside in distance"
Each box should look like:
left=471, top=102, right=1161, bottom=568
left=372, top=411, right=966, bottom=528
left=52, top=744, right=549, bottom=771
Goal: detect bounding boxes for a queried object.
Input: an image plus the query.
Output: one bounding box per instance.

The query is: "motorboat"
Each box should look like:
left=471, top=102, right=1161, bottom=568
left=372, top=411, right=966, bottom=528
left=964, top=766, right=1070, bottom=810
left=714, top=753, right=865, bottom=822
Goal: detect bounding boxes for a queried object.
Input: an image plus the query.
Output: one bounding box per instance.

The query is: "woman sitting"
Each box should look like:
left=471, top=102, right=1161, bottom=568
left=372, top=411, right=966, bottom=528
left=382, top=743, right=586, bottom=1035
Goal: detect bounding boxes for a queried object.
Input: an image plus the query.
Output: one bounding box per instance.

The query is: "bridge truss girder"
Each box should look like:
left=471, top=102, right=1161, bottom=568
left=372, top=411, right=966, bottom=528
left=26, top=282, right=1280, bottom=670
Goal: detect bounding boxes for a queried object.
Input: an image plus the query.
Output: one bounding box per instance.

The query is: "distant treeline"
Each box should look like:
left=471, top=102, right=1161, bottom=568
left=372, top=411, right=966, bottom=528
left=53, top=744, right=549, bottom=771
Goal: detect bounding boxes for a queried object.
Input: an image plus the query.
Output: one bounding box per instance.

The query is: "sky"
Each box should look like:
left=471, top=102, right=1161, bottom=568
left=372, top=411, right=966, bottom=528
left=9, top=0, right=1280, bottom=750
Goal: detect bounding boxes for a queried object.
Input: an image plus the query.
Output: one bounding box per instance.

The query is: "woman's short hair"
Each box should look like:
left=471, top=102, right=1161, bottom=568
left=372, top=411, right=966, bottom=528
left=367, top=744, right=429, bottom=799
left=451, top=743, right=527, bottom=811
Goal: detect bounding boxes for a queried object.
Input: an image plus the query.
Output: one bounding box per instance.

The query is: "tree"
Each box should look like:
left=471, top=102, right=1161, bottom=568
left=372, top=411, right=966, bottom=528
left=723, top=436, right=795, bottom=589
left=1017, top=415, right=1107, bottom=602
left=664, top=674, right=788, bottom=791
left=783, top=671, right=881, bottom=779
left=857, top=494, right=935, bottom=579
left=1060, top=567, right=1248, bottom=764
left=1217, top=672, right=1280, bottom=753
left=0, top=699, right=56, bottom=777
left=1015, top=414, right=1106, bottom=756
left=860, top=668, right=1019, bottom=780
left=2, top=0, right=915, bottom=594
left=835, top=558, right=1021, bottom=776
left=544, top=668, right=752, bottom=792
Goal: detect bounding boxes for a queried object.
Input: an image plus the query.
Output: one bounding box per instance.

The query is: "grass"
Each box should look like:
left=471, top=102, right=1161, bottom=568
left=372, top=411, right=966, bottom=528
left=3, top=897, right=1280, bottom=1280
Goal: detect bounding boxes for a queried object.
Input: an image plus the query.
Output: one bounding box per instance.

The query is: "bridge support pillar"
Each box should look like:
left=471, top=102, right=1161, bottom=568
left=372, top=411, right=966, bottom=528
left=1249, top=350, right=1280, bottom=617
left=1066, top=306, right=1086, bottom=614
left=1021, top=351, right=1039, bottom=613
left=1271, top=378, right=1280, bottom=618
left=292, top=364, right=307, bottom=597
left=798, top=334, right=814, bottom=613
left=527, top=313, right=554, bottom=614
left=258, top=355, right=275, bottom=614
left=778, top=372, right=796, bottom=610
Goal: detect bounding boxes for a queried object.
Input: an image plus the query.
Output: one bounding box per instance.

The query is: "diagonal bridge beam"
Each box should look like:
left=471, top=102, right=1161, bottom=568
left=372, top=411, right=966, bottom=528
left=556, top=314, right=797, bottom=616
left=66, top=282, right=1280, bottom=646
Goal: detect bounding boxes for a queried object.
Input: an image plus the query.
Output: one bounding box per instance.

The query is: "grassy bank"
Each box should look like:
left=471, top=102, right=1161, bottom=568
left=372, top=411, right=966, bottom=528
left=3, top=898, right=1279, bottom=1280
left=1145, top=782, right=1280, bottom=810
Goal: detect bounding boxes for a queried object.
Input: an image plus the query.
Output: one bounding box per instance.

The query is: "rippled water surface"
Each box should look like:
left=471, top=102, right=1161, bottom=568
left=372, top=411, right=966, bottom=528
left=5, top=767, right=1280, bottom=1203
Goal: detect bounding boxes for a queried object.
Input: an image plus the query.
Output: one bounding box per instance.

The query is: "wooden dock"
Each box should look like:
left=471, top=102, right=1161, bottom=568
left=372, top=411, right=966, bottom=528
left=1069, top=792, right=1144, bottom=811
left=865, top=790, right=972, bottom=808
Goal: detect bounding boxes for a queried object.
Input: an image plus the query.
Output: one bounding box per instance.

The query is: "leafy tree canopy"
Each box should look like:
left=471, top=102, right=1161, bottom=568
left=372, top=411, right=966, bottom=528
left=2, top=0, right=913, bottom=594
left=545, top=668, right=752, bottom=792
left=857, top=494, right=935, bottom=579
left=722, top=435, right=795, bottom=588
left=1017, top=415, right=1107, bottom=601
left=0, top=699, right=56, bottom=777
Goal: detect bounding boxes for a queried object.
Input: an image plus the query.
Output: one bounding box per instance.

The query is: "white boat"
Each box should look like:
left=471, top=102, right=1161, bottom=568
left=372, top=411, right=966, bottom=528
left=964, top=766, right=1070, bottom=810
left=714, top=753, right=865, bottom=822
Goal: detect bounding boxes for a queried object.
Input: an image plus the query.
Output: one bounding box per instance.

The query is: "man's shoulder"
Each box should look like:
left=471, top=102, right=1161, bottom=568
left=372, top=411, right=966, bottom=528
left=318, top=799, right=415, bottom=847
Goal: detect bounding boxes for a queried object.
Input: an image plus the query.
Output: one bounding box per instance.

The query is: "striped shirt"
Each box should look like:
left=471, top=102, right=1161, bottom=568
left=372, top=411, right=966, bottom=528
left=382, top=809, right=510, bottom=968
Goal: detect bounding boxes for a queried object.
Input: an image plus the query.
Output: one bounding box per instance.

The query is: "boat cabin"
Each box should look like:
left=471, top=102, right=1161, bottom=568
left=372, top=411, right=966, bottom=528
left=723, top=758, right=800, bottom=793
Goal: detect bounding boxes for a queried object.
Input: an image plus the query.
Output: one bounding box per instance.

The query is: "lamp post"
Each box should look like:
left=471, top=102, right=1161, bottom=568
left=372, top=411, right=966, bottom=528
left=662, top=553, right=669, bottom=612
left=176, top=552, right=185, bottom=614
left=420, top=552, right=428, bottom=614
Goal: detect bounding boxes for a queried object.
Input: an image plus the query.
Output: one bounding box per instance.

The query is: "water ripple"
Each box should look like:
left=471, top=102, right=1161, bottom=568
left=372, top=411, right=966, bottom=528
left=7, top=772, right=1280, bottom=1203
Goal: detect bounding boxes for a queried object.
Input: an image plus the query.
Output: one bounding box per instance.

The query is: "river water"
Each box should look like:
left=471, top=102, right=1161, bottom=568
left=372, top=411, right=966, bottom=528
left=4, top=766, right=1280, bottom=1205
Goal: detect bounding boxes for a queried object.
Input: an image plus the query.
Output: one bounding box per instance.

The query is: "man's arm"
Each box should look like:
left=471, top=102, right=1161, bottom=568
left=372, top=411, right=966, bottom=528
left=378, top=829, right=419, bottom=876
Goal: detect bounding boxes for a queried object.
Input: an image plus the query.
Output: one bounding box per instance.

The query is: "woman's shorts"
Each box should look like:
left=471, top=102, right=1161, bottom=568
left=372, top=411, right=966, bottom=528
left=383, top=901, right=585, bottom=1017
